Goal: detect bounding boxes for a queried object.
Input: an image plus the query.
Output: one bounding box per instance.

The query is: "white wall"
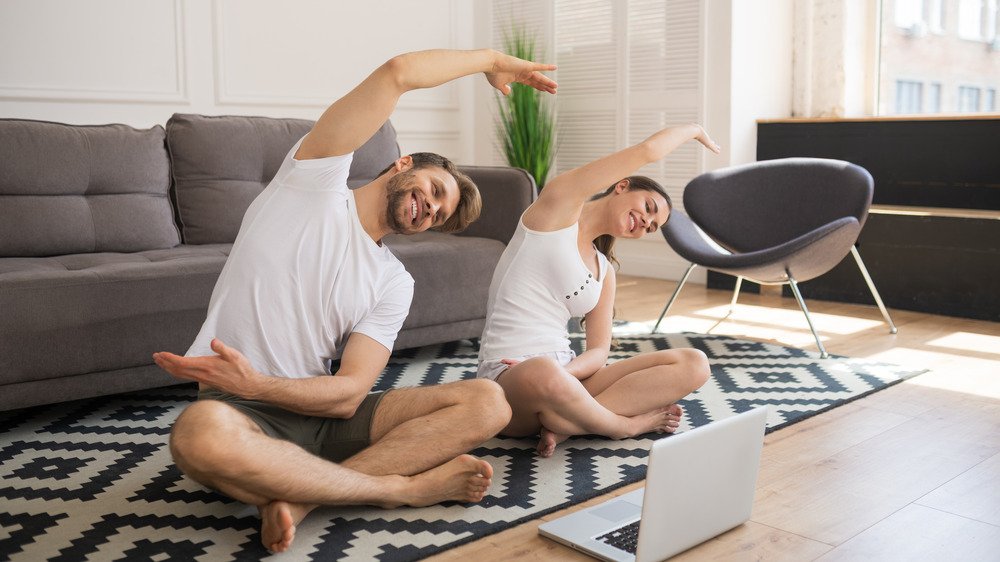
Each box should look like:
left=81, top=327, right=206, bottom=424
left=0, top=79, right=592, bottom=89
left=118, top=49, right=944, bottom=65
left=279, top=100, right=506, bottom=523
left=0, top=0, right=477, bottom=162
left=708, top=0, right=794, bottom=170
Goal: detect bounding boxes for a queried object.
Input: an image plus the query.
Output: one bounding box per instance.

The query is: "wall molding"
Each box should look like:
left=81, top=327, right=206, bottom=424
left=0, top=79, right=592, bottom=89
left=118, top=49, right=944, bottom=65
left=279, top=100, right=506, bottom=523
left=212, top=0, right=460, bottom=109
left=394, top=130, right=461, bottom=140
left=0, top=0, right=187, bottom=104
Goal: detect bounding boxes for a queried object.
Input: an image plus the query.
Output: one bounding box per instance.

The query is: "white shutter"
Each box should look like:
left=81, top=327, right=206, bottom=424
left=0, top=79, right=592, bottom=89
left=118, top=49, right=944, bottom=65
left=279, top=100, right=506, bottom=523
left=627, top=0, right=703, bottom=212
left=489, top=0, right=705, bottom=279
left=553, top=0, right=620, bottom=175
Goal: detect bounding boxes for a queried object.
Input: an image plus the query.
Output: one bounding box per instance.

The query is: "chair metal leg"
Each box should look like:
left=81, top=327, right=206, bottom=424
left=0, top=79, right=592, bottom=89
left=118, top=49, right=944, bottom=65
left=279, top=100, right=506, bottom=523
left=652, top=263, right=696, bottom=333
left=728, top=276, right=743, bottom=317
left=787, top=274, right=829, bottom=359
left=850, top=246, right=898, bottom=334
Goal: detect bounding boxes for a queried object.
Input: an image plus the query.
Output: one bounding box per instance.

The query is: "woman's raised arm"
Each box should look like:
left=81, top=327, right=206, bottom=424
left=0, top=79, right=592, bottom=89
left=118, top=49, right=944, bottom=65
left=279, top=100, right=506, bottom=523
left=524, top=124, right=720, bottom=231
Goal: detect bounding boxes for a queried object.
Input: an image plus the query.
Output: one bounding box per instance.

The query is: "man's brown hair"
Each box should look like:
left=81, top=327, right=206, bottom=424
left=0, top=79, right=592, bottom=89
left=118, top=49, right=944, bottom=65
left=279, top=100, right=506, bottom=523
left=378, top=153, right=481, bottom=233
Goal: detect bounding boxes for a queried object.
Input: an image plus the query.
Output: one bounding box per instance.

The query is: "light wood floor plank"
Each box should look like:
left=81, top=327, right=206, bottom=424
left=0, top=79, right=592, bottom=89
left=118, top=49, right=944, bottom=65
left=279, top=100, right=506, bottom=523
left=814, top=504, right=1000, bottom=562
left=668, top=521, right=832, bottom=562
left=752, top=410, right=999, bottom=545
left=916, top=451, right=1000, bottom=527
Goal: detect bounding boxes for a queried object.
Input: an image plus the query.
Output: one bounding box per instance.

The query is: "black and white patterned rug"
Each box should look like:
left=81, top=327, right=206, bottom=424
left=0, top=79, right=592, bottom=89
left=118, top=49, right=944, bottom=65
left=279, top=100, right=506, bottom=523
left=0, top=333, right=925, bottom=561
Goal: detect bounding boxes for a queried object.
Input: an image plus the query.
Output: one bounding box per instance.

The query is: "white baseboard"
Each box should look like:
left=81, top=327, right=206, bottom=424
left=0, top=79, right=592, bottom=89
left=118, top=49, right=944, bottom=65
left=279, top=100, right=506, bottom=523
left=613, top=238, right=707, bottom=283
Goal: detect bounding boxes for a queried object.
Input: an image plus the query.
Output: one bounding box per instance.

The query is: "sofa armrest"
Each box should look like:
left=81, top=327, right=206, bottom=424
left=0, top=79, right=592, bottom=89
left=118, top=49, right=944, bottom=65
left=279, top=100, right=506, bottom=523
left=456, top=166, right=537, bottom=244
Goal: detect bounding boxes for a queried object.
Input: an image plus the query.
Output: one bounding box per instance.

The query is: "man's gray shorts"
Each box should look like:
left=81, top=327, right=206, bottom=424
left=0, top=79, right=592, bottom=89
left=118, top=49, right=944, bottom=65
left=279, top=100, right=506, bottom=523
left=198, top=388, right=390, bottom=463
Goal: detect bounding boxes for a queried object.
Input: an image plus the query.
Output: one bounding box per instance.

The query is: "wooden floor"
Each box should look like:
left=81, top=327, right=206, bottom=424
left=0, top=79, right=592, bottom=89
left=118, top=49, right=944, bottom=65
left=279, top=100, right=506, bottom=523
left=430, top=275, right=1000, bottom=561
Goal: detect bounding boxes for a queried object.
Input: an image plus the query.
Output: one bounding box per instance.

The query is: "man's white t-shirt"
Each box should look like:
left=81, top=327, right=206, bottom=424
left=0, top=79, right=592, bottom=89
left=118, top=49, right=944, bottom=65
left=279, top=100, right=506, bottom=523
left=186, top=137, right=414, bottom=378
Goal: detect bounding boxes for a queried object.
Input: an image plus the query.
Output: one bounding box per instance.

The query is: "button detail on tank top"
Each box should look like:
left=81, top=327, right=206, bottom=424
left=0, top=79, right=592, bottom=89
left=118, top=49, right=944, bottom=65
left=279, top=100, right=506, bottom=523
left=566, top=272, right=596, bottom=300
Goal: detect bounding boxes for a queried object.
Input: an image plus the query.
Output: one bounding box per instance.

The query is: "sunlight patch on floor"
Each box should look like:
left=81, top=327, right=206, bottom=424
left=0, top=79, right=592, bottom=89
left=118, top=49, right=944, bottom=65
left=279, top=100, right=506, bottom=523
left=925, top=332, right=1000, bottom=358
left=644, top=317, right=829, bottom=350
left=693, top=304, right=886, bottom=335
left=870, top=346, right=1000, bottom=400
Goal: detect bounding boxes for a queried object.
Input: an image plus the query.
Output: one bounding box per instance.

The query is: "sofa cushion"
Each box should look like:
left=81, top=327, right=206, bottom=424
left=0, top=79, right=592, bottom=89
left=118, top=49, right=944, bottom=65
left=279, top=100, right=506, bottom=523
left=345, top=119, right=402, bottom=188
left=0, top=119, right=178, bottom=257
left=167, top=114, right=400, bottom=244
left=0, top=245, right=231, bottom=385
left=383, top=232, right=506, bottom=330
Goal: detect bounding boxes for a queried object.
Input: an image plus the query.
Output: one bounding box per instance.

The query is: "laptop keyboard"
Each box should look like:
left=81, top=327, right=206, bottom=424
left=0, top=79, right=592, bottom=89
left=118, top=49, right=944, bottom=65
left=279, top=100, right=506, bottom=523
left=596, top=519, right=641, bottom=554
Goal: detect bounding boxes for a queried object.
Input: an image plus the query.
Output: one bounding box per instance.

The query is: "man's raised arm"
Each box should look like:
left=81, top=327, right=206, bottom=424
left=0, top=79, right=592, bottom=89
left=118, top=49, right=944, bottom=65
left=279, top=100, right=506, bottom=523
left=295, top=49, right=557, bottom=160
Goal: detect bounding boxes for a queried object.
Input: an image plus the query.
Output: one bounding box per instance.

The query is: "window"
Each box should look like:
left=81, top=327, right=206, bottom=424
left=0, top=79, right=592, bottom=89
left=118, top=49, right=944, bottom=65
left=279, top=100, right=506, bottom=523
left=896, top=80, right=924, bottom=113
left=928, top=0, right=947, bottom=33
left=958, top=86, right=981, bottom=111
left=896, top=0, right=925, bottom=29
left=986, top=0, right=999, bottom=40
left=928, top=82, right=943, bottom=112
left=958, top=0, right=984, bottom=40
left=879, top=0, right=1000, bottom=115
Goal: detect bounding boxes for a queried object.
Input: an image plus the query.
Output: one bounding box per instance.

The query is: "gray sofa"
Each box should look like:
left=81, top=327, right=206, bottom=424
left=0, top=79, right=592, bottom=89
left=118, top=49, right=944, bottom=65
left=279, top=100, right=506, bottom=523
left=0, top=114, right=535, bottom=411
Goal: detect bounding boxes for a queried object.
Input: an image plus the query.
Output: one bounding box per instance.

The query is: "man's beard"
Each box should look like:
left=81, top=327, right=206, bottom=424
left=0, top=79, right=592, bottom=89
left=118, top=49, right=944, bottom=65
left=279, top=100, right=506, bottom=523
left=385, top=170, right=419, bottom=234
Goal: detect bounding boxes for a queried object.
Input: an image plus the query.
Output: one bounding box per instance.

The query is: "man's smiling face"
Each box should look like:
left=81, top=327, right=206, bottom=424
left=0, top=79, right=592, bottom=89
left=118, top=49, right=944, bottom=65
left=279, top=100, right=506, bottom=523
left=385, top=166, right=460, bottom=235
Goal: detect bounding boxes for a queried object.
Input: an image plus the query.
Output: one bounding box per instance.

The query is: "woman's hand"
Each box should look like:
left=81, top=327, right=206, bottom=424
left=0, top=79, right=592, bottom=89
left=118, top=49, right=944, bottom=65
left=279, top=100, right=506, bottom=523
left=644, top=123, right=721, bottom=161
left=687, top=123, right=722, bottom=154
left=485, top=51, right=558, bottom=96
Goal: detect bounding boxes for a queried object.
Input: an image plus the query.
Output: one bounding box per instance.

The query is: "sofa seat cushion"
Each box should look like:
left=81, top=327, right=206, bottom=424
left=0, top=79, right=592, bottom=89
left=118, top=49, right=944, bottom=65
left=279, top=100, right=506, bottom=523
left=384, top=232, right=506, bottom=330
left=0, top=245, right=230, bottom=385
left=0, top=119, right=178, bottom=257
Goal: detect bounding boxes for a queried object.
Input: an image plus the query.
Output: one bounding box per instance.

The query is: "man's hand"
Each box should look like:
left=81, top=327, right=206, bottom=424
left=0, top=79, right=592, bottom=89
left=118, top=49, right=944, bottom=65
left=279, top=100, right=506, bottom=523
left=153, top=339, right=265, bottom=398
left=485, top=52, right=558, bottom=96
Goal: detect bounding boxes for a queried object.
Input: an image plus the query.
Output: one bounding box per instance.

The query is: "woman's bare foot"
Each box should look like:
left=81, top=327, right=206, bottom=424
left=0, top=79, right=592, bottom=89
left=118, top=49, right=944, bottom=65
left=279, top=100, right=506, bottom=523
left=661, top=403, right=684, bottom=433
left=259, top=500, right=315, bottom=553
left=625, top=403, right=684, bottom=437
left=396, top=454, right=494, bottom=508
left=536, top=427, right=569, bottom=457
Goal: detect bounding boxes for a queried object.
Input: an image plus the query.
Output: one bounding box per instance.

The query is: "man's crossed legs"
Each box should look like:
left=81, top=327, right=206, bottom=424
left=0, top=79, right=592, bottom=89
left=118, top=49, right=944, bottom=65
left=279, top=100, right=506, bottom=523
left=169, top=379, right=511, bottom=553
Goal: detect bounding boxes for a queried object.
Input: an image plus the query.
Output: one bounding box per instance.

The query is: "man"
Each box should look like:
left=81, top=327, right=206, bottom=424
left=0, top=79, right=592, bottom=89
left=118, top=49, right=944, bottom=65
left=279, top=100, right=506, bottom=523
left=152, top=49, right=557, bottom=553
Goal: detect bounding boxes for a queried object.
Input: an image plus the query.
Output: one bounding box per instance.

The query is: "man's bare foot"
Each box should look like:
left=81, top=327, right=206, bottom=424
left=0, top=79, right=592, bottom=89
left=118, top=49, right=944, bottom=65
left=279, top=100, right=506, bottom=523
left=536, top=427, right=569, bottom=457
left=396, top=454, right=494, bottom=508
left=259, top=500, right=315, bottom=553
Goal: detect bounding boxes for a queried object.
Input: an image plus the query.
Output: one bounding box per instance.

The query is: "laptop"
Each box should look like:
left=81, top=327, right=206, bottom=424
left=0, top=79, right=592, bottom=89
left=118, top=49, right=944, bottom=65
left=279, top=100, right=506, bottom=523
left=538, top=407, right=768, bottom=562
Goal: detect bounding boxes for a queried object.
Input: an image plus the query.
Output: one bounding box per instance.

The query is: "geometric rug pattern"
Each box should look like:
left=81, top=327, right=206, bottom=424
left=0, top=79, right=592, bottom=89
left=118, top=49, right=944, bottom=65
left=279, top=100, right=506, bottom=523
left=0, top=333, right=925, bottom=561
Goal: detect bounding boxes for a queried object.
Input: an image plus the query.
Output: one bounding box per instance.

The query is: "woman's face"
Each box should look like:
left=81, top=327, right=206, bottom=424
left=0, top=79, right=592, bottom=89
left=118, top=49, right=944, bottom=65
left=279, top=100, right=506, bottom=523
left=609, top=183, right=670, bottom=239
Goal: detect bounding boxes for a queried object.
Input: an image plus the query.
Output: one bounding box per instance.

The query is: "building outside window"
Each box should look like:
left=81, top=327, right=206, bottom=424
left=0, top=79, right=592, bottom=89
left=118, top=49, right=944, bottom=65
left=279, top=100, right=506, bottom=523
left=880, top=0, right=1000, bottom=115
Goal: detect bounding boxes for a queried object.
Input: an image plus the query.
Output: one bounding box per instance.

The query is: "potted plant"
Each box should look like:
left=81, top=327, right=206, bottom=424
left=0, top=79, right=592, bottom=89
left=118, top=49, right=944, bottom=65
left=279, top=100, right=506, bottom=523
left=496, top=25, right=556, bottom=189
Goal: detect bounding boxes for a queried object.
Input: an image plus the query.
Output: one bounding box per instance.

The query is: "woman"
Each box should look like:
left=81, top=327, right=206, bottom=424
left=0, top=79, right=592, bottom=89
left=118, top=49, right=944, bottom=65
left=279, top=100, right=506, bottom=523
left=477, top=124, right=720, bottom=457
